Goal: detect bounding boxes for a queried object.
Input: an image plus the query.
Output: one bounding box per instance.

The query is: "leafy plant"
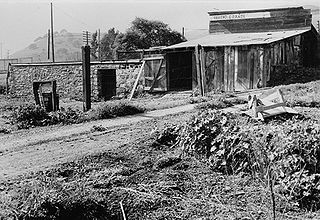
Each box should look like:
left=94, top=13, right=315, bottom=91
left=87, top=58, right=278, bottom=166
left=155, top=110, right=320, bottom=210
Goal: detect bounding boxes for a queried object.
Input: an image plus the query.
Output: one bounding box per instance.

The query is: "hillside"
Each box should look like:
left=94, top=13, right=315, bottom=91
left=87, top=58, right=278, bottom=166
left=11, top=29, right=83, bottom=62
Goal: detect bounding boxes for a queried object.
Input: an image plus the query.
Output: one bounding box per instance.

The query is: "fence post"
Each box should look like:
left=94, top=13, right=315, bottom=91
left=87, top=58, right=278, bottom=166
left=82, top=45, right=91, bottom=111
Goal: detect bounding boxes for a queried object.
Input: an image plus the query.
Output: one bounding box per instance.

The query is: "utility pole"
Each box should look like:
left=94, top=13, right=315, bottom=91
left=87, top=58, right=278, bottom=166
left=48, top=29, right=50, bottom=60
left=182, top=27, right=185, bottom=37
left=50, top=2, right=55, bottom=62
left=98, top=29, right=101, bottom=61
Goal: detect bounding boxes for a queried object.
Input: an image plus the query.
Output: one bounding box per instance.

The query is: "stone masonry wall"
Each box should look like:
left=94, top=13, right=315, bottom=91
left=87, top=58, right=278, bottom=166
left=8, top=61, right=142, bottom=101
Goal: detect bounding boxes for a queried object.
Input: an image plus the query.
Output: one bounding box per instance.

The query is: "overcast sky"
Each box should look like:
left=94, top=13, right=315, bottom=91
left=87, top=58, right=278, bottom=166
left=0, top=0, right=319, bottom=56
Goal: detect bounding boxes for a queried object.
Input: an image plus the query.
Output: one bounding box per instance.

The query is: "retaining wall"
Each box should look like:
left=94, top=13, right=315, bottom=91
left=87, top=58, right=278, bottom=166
left=7, top=60, right=142, bottom=100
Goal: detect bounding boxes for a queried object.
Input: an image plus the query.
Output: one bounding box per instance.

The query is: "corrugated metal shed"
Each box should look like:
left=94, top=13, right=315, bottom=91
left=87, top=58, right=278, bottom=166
left=165, top=28, right=310, bottom=49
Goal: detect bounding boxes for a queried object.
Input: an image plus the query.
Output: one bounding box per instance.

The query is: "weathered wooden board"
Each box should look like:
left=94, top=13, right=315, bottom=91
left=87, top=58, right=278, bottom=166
left=144, top=56, right=167, bottom=92
left=209, top=7, right=311, bottom=33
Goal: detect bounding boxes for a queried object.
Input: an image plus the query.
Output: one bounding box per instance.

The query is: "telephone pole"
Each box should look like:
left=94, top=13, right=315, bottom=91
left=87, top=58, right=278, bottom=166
left=48, top=29, right=50, bottom=60
left=98, top=29, right=101, bottom=61
left=50, top=2, right=55, bottom=62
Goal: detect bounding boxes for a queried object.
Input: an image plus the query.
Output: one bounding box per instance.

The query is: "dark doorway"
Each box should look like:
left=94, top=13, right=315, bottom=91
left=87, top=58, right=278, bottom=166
left=167, top=51, right=193, bottom=91
left=97, top=69, right=116, bottom=100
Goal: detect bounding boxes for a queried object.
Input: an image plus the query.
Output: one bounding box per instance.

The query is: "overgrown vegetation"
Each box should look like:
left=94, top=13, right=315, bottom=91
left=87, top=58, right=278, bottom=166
left=91, top=101, right=145, bottom=119
left=268, top=66, right=320, bottom=87
left=154, top=110, right=320, bottom=211
left=11, top=101, right=145, bottom=129
left=0, top=85, right=6, bottom=94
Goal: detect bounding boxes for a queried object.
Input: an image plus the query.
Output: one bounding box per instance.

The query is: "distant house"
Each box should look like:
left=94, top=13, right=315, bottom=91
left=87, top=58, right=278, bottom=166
left=143, top=7, right=320, bottom=93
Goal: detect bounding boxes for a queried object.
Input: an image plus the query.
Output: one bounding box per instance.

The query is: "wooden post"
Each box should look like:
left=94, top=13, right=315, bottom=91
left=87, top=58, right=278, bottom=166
left=195, top=45, right=203, bottom=96
left=52, top=80, right=58, bottom=111
left=199, top=47, right=206, bottom=95
left=82, top=45, right=91, bottom=111
left=234, top=47, right=238, bottom=91
left=253, top=95, right=258, bottom=118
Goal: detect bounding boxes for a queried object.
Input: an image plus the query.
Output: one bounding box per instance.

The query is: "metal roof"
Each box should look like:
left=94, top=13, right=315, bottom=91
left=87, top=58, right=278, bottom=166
left=165, top=28, right=310, bottom=49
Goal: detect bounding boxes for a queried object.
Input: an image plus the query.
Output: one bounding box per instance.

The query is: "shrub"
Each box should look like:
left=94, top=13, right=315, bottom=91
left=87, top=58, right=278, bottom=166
left=93, top=101, right=145, bottom=119
left=0, top=85, right=6, bottom=94
left=48, top=107, right=85, bottom=125
left=11, top=104, right=50, bottom=129
left=11, top=105, right=85, bottom=129
left=11, top=102, right=145, bottom=129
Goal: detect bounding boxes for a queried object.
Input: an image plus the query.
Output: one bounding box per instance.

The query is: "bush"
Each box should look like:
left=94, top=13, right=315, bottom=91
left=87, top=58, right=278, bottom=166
left=11, top=105, right=85, bottom=129
left=48, top=107, right=85, bottom=125
left=93, top=101, right=145, bottom=119
left=11, top=102, right=145, bottom=129
left=11, top=104, right=50, bottom=129
left=0, top=85, right=6, bottom=94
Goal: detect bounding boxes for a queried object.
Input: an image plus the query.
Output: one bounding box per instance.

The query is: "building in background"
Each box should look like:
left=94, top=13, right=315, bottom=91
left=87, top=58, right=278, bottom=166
left=144, top=7, right=320, bottom=93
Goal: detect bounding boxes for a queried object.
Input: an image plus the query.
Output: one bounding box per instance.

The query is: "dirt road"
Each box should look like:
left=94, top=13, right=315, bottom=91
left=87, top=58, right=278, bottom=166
left=0, top=105, right=195, bottom=180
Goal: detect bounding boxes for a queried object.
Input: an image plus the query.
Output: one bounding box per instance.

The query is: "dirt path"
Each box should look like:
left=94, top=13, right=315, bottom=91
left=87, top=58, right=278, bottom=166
left=0, top=105, right=195, bottom=180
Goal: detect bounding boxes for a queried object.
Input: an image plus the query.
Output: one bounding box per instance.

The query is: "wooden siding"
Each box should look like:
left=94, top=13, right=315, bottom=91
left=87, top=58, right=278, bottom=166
left=209, top=7, right=311, bottom=34
left=201, top=33, right=306, bottom=92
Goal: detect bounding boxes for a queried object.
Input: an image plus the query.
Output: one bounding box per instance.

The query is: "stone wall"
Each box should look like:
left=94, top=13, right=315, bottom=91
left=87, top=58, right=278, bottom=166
left=7, top=60, right=142, bottom=100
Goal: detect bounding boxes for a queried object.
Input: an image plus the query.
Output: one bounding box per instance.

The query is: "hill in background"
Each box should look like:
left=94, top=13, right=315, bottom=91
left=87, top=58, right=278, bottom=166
left=11, top=29, right=83, bottom=62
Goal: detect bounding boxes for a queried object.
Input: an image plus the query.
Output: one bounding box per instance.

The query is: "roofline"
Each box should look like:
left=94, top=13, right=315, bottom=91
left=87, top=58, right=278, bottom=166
left=164, top=28, right=311, bottom=50
left=208, top=7, right=304, bottom=16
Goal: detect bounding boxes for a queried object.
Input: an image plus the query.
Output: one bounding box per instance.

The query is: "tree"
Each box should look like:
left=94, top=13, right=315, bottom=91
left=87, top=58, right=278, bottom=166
left=90, top=28, right=120, bottom=60
left=100, top=28, right=120, bottom=60
left=117, top=17, right=186, bottom=51
left=90, top=31, right=99, bottom=60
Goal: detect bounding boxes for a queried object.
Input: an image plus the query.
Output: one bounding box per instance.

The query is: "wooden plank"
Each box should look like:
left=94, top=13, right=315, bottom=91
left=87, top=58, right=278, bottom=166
left=256, top=102, right=285, bottom=112
left=199, top=47, right=206, bottom=95
left=234, top=47, right=239, bottom=90
left=143, top=56, right=164, bottom=61
left=224, top=47, right=229, bottom=91
left=259, top=48, right=264, bottom=87
left=195, top=45, right=203, bottom=95
left=128, top=61, right=146, bottom=101
left=208, top=7, right=305, bottom=16
left=144, top=77, right=154, bottom=81
left=229, top=47, right=235, bottom=91
left=209, top=14, right=311, bottom=33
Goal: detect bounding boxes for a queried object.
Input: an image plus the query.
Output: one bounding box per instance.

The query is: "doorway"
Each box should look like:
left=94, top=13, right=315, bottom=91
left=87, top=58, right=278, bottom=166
left=167, top=51, right=193, bottom=91
left=97, top=69, right=116, bottom=100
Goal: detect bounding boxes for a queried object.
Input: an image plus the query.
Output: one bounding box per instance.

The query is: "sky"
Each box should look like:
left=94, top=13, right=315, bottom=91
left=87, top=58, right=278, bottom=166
left=0, top=0, right=319, bottom=57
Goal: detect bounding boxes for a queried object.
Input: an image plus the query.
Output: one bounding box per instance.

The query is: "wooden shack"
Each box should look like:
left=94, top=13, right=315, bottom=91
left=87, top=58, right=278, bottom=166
left=143, top=7, right=320, bottom=93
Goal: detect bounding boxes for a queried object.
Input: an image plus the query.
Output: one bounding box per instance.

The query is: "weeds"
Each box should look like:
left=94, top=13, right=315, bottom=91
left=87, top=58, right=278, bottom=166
left=155, top=110, right=320, bottom=210
left=10, top=101, right=145, bottom=129
left=0, top=85, right=6, bottom=94
left=92, top=101, right=145, bottom=119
